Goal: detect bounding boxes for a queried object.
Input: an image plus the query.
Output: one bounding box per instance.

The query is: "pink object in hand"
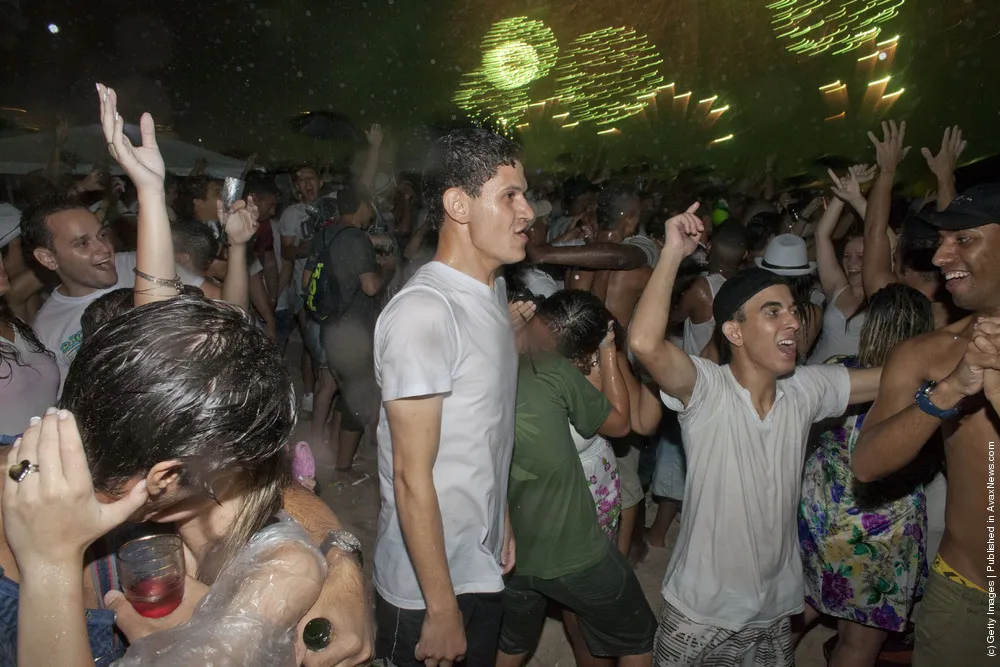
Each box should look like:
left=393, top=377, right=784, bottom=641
left=291, top=441, right=316, bottom=481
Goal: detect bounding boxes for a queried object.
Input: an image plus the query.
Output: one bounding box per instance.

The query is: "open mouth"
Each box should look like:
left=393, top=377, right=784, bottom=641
left=777, top=338, right=797, bottom=359
left=943, top=270, right=970, bottom=291
left=94, top=257, right=114, bottom=271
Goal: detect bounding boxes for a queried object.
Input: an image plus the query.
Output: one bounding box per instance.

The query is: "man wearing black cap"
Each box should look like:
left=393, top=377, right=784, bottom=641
left=629, top=205, right=881, bottom=666
left=854, top=183, right=1000, bottom=667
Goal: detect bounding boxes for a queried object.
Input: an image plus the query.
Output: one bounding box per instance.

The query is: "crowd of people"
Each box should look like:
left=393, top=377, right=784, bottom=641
left=0, top=81, right=996, bottom=667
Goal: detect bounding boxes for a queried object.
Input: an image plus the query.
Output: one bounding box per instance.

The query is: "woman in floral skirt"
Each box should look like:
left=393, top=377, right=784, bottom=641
left=798, top=284, right=937, bottom=666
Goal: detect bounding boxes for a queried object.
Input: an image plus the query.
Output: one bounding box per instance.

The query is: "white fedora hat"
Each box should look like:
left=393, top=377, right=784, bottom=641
left=755, top=233, right=817, bottom=276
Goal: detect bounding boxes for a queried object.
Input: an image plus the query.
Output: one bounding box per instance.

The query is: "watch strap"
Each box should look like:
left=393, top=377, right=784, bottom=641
left=913, top=380, right=963, bottom=420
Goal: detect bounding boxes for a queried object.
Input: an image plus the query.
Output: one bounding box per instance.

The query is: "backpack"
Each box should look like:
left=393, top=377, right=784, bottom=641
left=304, top=224, right=357, bottom=323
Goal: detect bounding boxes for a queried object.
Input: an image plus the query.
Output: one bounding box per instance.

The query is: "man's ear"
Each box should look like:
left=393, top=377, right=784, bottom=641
left=442, top=187, right=472, bottom=225
left=145, top=460, right=185, bottom=498
left=722, top=320, right=744, bottom=350
left=33, top=247, right=58, bottom=272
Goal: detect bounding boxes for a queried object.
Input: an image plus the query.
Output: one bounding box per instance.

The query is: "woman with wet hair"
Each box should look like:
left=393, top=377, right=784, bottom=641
left=797, top=283, right=936, bottom=666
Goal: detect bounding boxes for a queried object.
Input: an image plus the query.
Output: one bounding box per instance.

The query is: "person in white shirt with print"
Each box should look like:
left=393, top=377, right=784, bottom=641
left=372, top=128, right=534, bottom=667
left=629, top=206, right=882, bottom=667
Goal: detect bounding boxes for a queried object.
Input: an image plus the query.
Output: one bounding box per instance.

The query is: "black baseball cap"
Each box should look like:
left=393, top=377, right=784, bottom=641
left=712, top=267, right=789, bottom=325
left=919, top=183, right=1000, bottom=231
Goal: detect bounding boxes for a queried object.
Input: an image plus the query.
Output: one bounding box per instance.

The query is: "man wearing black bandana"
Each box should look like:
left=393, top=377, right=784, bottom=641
left=629, top=204, right=882, bottom=666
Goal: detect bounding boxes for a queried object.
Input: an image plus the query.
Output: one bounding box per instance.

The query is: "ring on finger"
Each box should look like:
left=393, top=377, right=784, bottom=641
left=8, top=460, right=40, bottom=483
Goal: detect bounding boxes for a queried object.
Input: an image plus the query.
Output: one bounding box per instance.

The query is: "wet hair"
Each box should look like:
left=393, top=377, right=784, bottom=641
left=712, top=307, right=747, bottom=366
left=19, top=192, right=86, bottom=258
left=857, top=284, right=934, bottom=369
left=175, top=175, right=218, bottom=222
left=80, top=288, right=133, bottom=340
left=535, top=290, right=613, bottom=373
left=709, top=220, right=748, bottom=266
left=423, top=128, right=521, bottom=231
left=61, top=295, right=295, bottom=582
left=0, top=299, right=53, bottom=381
left=745, top=212, right=781, bottom=253
left=80, top=285, right=207, bottom=341
left=597, top=181, right=638, bottom=231
left=172, top=220, right=221, bottom=273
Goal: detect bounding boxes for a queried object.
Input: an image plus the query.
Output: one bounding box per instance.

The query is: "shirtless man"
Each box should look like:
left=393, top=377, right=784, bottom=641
left=579, top=181, right=654, bottom=331
left=853, top=184, right=1000, bottom=667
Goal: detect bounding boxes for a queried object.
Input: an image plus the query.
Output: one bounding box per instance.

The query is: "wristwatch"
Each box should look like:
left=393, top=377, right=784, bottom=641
left=320, top=529, right=363, bottom=567
left=913, top=380, right=964, bottom=420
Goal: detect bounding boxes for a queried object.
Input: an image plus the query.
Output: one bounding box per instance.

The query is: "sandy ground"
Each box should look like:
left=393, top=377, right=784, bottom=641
left=287, top=337, right=833, bottom=666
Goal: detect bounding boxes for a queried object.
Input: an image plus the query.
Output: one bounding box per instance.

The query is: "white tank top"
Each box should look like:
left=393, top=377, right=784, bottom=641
left=807, top=285, right=865, bottom=364
left=682, top=273, right=727, bottom=356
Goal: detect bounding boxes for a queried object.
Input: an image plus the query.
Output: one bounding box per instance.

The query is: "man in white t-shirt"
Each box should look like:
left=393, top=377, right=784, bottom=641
left=629, top=208, right=882, bottom=667
left=372, top=128, right=533, bottom=667
left=21, top=195, right=205, bottom=391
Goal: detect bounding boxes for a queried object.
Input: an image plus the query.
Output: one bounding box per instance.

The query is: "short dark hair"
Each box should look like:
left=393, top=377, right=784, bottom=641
left=175, top=175, right=217, bottom=221
left=710, top=220, right=748, bottom=265
left=597, top=181, right=637, bottom=231
left=172, top=220, right=221, bottom=273
left=245, top=176, right=279, bottom=200
left=336, top=184, right=365, bottom=217
left=19, top=192, right=87, bottom=260
left=423, top=128, right=521, bottom=231
left=745, top=212, right=781, bottom=252
left=294, top=164, right=320, bottom=180
left=561, top=175, right=595, bottom=212
left=80, top=288, right=133, bottom=340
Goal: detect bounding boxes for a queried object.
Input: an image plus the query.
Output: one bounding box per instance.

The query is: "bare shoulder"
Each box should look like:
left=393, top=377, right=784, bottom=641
left=889, top=319, right=970, bottom=381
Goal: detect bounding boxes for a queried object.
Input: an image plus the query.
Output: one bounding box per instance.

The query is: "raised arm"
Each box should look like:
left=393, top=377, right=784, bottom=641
left=217, top=200, right=259, bottom=310
left=359, top=124, right=383, bottom=193
left=812, top=192, right=848, bottom=301
left=629, top=204, right=702, bottom=407
left=921, top=126, right=967, bottom=211
left=528, top=241, right=646, bottom=271
left=595, top=326, right=631, bottom=438
left=620, top=352, right=663, bottom=436
left=862, top=121, right=911, bottom=298
left=854, top=334, right=980, bottom=482
left=98, top=84, right=177, bottom=306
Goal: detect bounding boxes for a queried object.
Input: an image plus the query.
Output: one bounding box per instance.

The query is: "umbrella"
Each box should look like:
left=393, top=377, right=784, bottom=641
left=0, top=124, right=245, bottom=179
left=290, top=111, right=362, bottom=142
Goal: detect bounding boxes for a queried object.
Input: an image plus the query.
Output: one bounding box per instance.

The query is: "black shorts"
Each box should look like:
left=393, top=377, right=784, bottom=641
left=375, top=591, right=503, bottom=667
left=498, top=542, right=656, bottom=657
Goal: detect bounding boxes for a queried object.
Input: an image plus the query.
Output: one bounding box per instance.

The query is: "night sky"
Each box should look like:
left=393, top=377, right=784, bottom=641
left=1, top=0, right=998, bottom=179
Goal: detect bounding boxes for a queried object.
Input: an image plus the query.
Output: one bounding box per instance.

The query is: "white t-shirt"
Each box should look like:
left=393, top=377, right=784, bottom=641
left=278, top=195, right=337, bottom=312
left=32, top=252, right=204, bottom=394
left=373, top=262, right=517, bottom=609
left=659, top=356, right=850, bottom=631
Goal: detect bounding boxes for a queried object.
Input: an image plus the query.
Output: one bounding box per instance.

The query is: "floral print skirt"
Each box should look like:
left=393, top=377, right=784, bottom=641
left=798, top=413, right=927, bottom=632
left=580, top=439, right=621, bottom=542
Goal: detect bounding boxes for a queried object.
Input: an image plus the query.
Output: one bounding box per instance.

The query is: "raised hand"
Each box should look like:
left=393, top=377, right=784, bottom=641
left=849, top=163, right=877, bottom=185
left=829, top=167, right=867, bottom=203
left=366, top=123, right=384, bottom=148
left=97, top=83, right=165, bottom=191
left=217, top=197, right=260, bottom=247
left=867, top=120, right=911, bottom=174
left=599, top=320, right=616, bottom=350
left=662, top=203, right=703, bottom=259
left=921, top=126, right=967, bottom=180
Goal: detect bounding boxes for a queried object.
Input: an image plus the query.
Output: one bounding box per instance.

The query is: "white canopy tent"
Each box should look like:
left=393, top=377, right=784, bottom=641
left=0, top=124, right=244, bottom=179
